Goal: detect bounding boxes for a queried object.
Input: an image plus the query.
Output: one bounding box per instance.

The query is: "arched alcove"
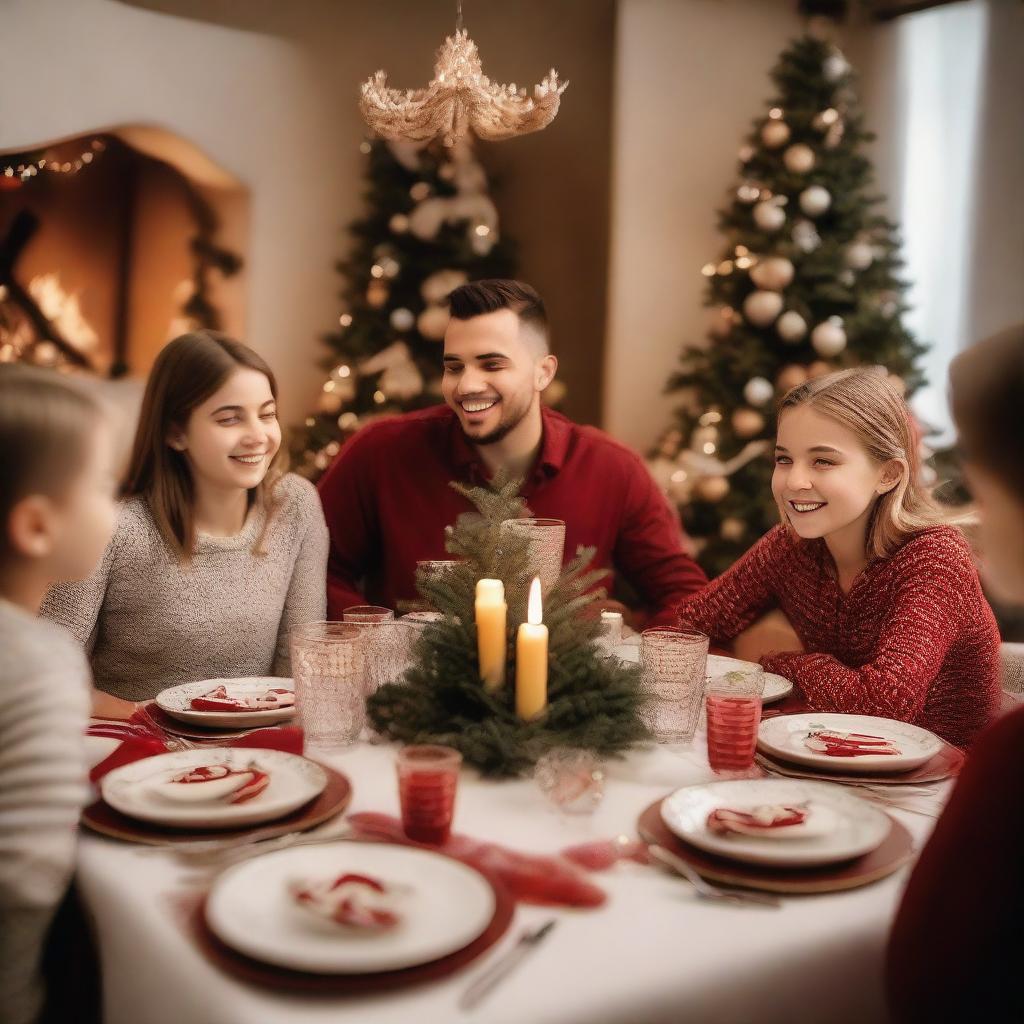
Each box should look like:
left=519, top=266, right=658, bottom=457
left=0, top=125, right=248, bottom=377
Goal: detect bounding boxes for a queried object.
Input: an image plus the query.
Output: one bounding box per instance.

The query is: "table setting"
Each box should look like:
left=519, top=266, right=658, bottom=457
left=75, top=482, right=958, bottom=1023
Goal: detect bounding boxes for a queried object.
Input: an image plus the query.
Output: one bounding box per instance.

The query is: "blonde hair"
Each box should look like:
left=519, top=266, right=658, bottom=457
left=0, top=365, right=105, bottom=556
left=777, top=368, right=966, bottom=560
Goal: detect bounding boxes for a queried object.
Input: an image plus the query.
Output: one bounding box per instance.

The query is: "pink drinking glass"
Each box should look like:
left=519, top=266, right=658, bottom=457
left=705, top=668, right=766, bottom=772
left=639, top=625, right=710, bottom=743
left=396, top=745, right=462, bottom=844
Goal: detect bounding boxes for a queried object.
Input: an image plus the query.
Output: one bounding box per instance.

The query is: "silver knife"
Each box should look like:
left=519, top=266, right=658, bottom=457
left=458, top=919, right=557, bottom=1011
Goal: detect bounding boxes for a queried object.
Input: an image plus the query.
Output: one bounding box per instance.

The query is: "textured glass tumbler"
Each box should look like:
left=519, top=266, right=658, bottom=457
left=639, top=626, right=710, bottom=743
left=289, top=622, right=365, bottom=750
left=499, top=518, right=566, bottom=593
left=342, top=605, right=394, bottom=624
left=353, top=620, right=420, bottom=697
left=414, top=560, right=461, bottom=612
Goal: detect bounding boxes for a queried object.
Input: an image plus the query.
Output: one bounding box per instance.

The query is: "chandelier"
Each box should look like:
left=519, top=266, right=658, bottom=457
left=359, top=8, right=567, bottom=147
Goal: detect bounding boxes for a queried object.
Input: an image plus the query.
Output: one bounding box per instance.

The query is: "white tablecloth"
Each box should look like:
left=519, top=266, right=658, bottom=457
left=77, top=737, right=948, bottom=1024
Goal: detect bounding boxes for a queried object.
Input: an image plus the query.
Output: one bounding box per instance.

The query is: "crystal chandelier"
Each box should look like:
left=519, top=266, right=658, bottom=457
left=359, top=6, right=567, bottom=147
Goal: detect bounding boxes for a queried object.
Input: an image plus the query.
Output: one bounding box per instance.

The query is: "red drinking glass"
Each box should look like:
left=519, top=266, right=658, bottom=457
left=705, top=669, right=765, bottom=772
left=396, top=745, right=462, bottom=844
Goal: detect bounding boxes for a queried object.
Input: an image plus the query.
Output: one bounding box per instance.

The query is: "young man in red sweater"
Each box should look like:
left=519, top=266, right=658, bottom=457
left=317, top=279, right=706, bottom=623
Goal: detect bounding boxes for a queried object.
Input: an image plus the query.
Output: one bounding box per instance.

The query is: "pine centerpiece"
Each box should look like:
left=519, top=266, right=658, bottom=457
left=367, top=476, right=651, bottom=777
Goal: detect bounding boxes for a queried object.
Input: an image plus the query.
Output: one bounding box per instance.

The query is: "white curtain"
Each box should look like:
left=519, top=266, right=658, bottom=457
left=895, top=0, right=989, bottom=442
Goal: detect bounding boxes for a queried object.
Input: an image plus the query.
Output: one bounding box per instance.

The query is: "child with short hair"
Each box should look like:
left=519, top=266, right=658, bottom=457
left=678, top=367, right=1000, bottom=748
left=42, top=331, right=328, bottom=714
left=0, top=365, right=118, bottom=1024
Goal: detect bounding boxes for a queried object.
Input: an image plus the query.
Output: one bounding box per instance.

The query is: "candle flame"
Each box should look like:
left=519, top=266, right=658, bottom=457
left=527, top=577, right=543, bottom=625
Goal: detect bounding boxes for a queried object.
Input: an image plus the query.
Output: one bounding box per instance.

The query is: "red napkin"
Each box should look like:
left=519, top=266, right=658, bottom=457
left=347, top=812, right=607, bottom=909
left=87, top=714, right=304, bottom=783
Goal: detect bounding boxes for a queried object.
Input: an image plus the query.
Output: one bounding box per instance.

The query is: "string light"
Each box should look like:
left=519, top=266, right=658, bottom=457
left=701, top=263, right=717, bottom=277
left=373, top=390, right=387, bottom=404
left=1, top=137, right=106, bottom=181
left=339, top=313, right=353, bottom=327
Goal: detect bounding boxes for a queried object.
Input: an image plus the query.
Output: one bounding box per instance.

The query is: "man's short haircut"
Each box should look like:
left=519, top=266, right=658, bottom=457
left=447, top=279, right=549, bottom=351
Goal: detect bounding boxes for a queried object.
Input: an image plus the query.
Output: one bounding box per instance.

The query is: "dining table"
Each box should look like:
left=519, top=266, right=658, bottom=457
left=77, top=726, right=951, bottom=1024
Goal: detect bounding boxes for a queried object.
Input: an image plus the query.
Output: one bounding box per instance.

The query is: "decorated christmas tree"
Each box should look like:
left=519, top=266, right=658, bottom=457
left=294, top=138, right=516, bottom=477
left=648, top=27, right=928, bottom=577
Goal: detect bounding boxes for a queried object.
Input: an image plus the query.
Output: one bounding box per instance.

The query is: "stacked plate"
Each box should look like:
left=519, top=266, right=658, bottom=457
left=613, top=649, right=795, bottom=705
left=660, top=778, right=892, bottom=868
left=100, top=748, right=327, bottom=830
left=205, top=842, right=499, bottom=976
left=155, top=677, right=297, bottom=730
left=757, top=713, right=946, bottom=778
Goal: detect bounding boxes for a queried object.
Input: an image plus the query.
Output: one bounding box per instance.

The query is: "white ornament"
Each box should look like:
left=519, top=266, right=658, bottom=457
left=844, top=241, right=874, bottom=271
left=776, top=310, right=808, bottom=343
left=390, top=307, right=415, bottom=332
left=749, top=256, right=794, bottom=291
left=811, top=316, right=847, bottom=357
left=783, top=144, right=816, bottom=174
left=743, top=290, right=784, bottom=327
left=417, top=305, right=450, bottom=340
left=799, top=185, right=832, bottom=217
left=743, top=376, right=774, bottom=407
left=736, top=183, right=761, bottom=204
left=761, top=120, right=791, bottom=149
left=753, top=200, right=786, bottom=232
left=823, top=51, right=850, bottom=83
left=421, top=268, right=468, bottom=304
left=792, top=219, right=821, bottom=252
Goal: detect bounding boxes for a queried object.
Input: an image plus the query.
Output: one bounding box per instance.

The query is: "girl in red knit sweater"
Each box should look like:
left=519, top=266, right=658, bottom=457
left=678, top=368, right=1000, bottom=748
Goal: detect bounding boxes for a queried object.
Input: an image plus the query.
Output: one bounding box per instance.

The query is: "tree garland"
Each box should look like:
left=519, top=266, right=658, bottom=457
left=367, top=475, right=651, bottom=777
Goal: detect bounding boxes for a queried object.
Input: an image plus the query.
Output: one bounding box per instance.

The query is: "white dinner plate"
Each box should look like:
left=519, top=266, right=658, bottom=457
left=100, top=748, right=327, bottom=829
left=613, top=648, right=793, bottom=704
left=156, top=677, right=297, bottom=728
left=660, top=778, right=892, bottom=867
left=205, top=842, right=496, bottom=974
left=757, top=713, right=943, bottom=774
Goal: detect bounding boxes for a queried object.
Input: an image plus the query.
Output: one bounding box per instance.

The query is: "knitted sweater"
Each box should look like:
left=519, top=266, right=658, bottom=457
left=0, top=599, right=90, bottom=1024
left=41, top=473, right=329, bottom=702
left=678, top=525, right=1000, bottom=748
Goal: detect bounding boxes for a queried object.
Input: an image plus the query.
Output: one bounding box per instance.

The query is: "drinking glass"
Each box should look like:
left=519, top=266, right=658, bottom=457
left=705, top=668, right=765, bottom=772
left=342, top=605, right=394, bottom=624
left=289, top=622, right=365, bottom=750
left=396, top=745, right=462, bottom=844
left=498, top=518, right=566, bottom=593
left=639, top=625, right=710, bottom=743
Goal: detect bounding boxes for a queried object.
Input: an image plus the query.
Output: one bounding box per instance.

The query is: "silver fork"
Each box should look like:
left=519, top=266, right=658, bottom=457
left=133, top=702, right=197, bottom=751
left=646, top=843, right=781, bottom=908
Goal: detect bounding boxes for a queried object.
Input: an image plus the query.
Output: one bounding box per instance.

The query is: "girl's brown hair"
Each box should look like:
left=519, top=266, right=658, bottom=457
left=777, top=367, right=965, bottom=560
left=122, top=330, right=287, bottom=560
left=0, top=365, right=105, bottom=555
left=949, top=324, right=1024, bottom=504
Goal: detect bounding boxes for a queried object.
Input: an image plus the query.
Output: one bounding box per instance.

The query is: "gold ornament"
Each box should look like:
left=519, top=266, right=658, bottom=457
left=777, top=363, right=810, bottom=393
left=695, top=475, right=730, bottom=503
left=367, top=280, right=389, bottom=308
left=761, top=120, right=790, bottom=149
left=732, top=407, right=766, bottom=439
left=318, top=391, right=343, bottom=415
left=807, top=360, right=833, bottom=380
left=360, top=27, right=567, bottom=147
left=749, top=256, right=794, bottom=291
left=783, top=143, right=816, bottom=174
left=720, top=517, right=746, bottom=542
left=743, top=289, right=784, bottom=327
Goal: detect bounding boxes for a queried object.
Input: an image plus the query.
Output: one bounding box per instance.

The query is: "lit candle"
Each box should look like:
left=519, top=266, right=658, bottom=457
left=516, top=577, right=548, bottom=720
left=475, top=579, right=507, bottom=691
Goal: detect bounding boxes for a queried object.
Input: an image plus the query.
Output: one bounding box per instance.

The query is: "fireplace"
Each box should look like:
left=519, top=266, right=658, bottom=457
left=0, top=127, right=247, bottom=377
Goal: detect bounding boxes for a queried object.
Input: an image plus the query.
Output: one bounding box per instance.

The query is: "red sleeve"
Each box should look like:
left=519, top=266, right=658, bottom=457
left=612, top=453, right=707, bottom=627
left=886, top=706, right=1024, bottom=1021
left=675, top=527, right=785, bottom=643
left=760, top=536, right=968, bottom=723
left=316, top=427, right=380, bottom=619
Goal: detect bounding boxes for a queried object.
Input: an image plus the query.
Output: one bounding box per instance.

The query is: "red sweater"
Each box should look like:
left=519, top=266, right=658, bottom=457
left=317, top=404, right=706, bottom=624
left=886, top=704, right=1024, bottom=1021
left=678, top=525, right=1000, bottom=748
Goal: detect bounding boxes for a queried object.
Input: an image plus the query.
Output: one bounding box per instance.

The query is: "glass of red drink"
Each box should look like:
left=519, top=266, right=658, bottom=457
left=396, top=745, right=462, bottom=844
left=705, top=668, right=765, bottom=772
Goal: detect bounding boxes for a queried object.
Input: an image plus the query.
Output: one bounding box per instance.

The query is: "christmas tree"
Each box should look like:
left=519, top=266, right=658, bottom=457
left=649, top=28, right=927, bottom=577
left=294, top=138, right=516, bottom=477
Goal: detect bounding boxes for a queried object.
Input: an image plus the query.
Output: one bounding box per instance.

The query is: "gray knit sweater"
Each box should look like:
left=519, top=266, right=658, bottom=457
left=0, top=599, right=90, bottom=1024
left=42, top=473, right=329, bottom=701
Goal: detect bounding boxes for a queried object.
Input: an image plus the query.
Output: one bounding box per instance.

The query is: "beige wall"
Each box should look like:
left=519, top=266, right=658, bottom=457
left=604, top=0, right=803, bottom=450
left=2, top=0, right=614, bottom=427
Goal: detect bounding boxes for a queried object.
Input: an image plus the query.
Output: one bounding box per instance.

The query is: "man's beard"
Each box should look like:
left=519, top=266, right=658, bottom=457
left=460, top=395, right=531, bottom=446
